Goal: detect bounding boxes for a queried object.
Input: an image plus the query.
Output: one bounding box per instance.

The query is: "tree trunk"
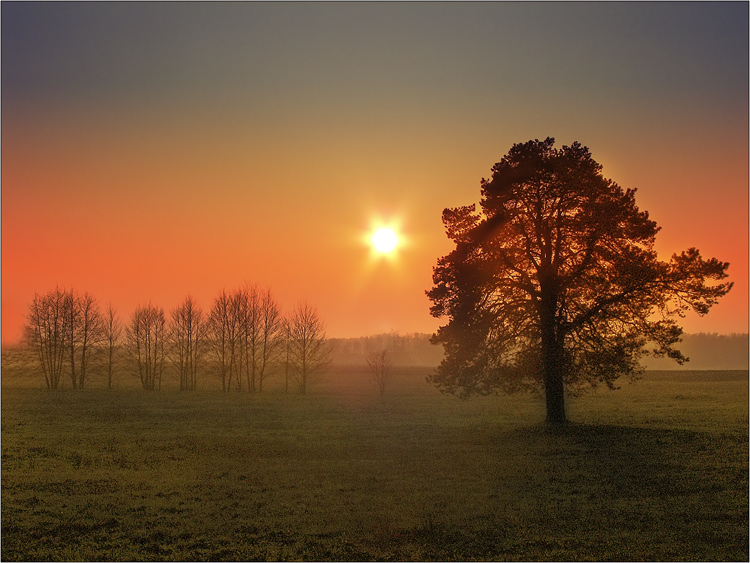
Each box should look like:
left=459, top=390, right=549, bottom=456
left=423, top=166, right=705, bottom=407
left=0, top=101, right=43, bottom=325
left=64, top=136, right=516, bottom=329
left=540, top=281, right=567, bottom=424
left=543, top=350, right=566, bottom=424
left=69, top=341, right=78, bottom=389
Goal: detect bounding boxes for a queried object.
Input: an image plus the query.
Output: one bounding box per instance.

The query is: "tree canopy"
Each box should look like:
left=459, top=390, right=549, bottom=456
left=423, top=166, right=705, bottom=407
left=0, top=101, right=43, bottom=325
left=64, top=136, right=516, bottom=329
left=427, top=138, right=732, bottom=423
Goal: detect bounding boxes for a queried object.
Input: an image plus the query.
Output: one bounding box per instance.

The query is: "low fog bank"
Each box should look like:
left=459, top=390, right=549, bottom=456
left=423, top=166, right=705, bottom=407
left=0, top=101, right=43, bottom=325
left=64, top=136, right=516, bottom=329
left=4, top=331, right=746, bottom=373
left=329, top=333, right=444, bottom=367
left=642, top=332, right=748, bottom=370
left=330, top=332, right=749, bottom=370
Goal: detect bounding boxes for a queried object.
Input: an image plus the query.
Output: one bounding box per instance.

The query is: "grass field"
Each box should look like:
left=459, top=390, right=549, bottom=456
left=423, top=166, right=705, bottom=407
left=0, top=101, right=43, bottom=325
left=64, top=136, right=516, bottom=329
left=2, top=366, right=748, bottom=561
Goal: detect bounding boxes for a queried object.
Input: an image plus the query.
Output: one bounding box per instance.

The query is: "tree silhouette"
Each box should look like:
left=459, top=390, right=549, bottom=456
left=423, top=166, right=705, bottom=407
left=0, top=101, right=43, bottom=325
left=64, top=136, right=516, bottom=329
left=208, top=289, right=241, bottom=392
left=233, top=284, right=283, bottom=393
left=27, top=287, right=69, bottom=389
left=366, top=348, right=392, bottom=398
left=126, top=303, right=166, bottom=391
left=169, top=296, right=206, bottom=391
left=65, top=290, right=104, bottom=389
left=23, top=285, right=330, bottom=392
left=236, top=284, right=260, bottom=392
left=104, top=303, right=122, bottom=390
left=257, top=287, right=284, bottom=392
left=427, top=138, right=732, bottom=424
left=27, top=287, right=104, bottom=389
left=287, top=301, right=331, bottom=394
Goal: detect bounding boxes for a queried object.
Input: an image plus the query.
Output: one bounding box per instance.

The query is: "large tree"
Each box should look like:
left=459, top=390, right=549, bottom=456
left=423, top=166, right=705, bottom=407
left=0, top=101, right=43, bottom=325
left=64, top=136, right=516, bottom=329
left=427, top=138, right=732, bottom=423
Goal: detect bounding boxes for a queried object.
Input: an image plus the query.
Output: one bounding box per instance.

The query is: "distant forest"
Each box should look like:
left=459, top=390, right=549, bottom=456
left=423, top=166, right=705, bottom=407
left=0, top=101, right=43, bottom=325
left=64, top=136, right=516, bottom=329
left=330, top=332, right=749, bottom=370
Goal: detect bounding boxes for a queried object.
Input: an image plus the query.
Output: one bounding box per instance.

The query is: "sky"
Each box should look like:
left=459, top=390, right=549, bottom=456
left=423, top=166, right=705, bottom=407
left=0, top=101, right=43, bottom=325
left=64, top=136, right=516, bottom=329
left=2, top=1, right=748, bottom=344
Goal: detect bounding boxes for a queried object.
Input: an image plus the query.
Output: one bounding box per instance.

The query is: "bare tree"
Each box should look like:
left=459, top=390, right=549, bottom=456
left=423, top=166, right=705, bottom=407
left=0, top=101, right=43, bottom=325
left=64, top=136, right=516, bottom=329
left=26, top=287, right=69, bottom=389
left=126, top=303, right=166, bottom=391
left=104, top=303, right=122, bottom=390
left=27, top=287, right=103, bottom=389
left=73, top=291, right=104, bottom=389
left=366, top=348, right=392, bottom=398
left=288, top=301, right=331, bottom=394
left=208, top=289, right=241, bottom=392
left=237, top=284, right=285, bottom=393
left=59, top=289, right=105, bottom=389
left=63, top=289, right=81, bottom=388
left=237, top=284, right=261, bottom=393
left=257, top=288, right=283, bottom=392
left=209, top=285, right=282, bottom=393
left=169, top=295, right=206, bottom=391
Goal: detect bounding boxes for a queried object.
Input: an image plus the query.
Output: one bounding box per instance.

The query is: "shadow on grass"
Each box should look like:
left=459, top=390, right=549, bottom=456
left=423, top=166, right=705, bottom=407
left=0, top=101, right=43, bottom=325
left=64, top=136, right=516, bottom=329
left=398, top=421, right=749, bottom=562
left=514, top=421, right=748, bottom=498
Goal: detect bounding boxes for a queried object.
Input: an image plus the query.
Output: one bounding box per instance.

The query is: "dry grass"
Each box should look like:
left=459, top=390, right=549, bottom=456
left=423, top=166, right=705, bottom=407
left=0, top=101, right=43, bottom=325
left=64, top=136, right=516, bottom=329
left=1, top=367, right=747, bottom=560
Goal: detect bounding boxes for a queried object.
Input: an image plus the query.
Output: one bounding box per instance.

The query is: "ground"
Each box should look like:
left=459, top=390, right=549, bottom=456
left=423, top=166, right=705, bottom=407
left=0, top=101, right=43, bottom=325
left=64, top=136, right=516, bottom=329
left=1, top=366, right=748, bottom=561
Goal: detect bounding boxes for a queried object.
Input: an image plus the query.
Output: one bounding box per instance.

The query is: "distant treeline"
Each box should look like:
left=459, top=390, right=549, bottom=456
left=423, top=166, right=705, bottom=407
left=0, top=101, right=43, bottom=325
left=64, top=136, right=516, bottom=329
left=330, top=332, right=445, bottom=367
left=330, top=332, right=748, bottom=370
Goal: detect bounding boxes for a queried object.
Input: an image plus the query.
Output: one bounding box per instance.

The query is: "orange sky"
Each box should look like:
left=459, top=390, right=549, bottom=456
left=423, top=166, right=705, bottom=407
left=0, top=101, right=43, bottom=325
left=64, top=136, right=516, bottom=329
left=2, top=2, right=748, bottom=344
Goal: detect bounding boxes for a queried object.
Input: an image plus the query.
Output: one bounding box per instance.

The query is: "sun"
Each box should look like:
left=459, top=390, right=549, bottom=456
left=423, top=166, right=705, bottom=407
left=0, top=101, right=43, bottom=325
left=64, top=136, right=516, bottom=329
left=371, top=227, right=399, bottom=254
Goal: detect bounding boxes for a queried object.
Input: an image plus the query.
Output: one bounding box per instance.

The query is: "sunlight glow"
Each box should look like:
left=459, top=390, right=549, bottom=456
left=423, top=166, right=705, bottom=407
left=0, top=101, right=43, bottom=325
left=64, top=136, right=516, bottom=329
left=371, top=227, right=399, bottom=254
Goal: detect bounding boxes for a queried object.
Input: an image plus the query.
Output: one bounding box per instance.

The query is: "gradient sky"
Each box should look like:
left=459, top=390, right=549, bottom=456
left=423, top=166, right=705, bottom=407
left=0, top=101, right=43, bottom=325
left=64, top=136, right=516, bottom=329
left=3, top=1, right=748, bottom=344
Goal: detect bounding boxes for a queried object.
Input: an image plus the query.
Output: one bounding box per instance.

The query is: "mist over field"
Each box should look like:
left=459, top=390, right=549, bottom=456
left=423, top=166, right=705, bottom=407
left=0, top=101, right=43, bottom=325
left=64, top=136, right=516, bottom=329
left=328, top=332, right=749, bottom=371
left=640, top=333, right=748, bottom=371
left=3, top=332, right=747, bottom=391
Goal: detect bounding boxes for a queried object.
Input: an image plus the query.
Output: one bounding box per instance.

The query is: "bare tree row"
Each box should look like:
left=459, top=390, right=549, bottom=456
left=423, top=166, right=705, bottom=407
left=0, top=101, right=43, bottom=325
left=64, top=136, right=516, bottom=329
left=26, top=286, right=330, bottom=393
left=27, top=287, right=119, bottom=390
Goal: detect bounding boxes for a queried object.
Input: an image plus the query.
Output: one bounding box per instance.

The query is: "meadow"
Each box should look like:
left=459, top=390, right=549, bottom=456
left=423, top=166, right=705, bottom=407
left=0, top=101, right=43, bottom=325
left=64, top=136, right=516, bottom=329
left=1, top=364, right=748, bottom=561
